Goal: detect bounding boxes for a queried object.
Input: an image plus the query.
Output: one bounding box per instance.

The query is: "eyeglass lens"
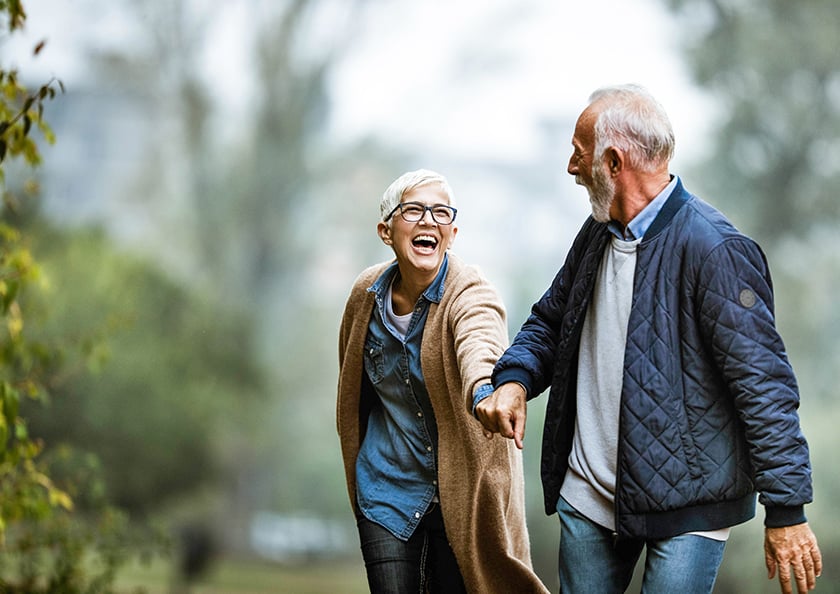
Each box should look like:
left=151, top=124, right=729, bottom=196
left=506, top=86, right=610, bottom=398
left=398, top=202, right=456, bottom=224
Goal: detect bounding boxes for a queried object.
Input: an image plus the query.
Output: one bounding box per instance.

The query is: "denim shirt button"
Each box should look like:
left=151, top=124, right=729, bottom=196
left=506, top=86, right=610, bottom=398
left=356, top=258, right=448, bottom=539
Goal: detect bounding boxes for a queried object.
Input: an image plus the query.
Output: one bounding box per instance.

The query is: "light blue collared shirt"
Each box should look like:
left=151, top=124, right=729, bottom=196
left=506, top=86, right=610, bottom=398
left=607, top=175, right=678, bottom=240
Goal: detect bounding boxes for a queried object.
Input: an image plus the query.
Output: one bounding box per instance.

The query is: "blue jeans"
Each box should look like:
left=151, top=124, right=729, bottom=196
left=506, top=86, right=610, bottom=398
left=356, top=503, right=466, bottom=594
left=557, top=496, right=726, bottom=594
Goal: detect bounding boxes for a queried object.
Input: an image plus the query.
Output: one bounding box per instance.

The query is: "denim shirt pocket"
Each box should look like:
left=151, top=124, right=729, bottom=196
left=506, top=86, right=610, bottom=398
left=363, top=336, right=385, bottom=384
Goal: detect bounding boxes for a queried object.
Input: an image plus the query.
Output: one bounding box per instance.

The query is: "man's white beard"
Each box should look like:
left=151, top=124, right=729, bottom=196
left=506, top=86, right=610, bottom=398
left=588, top=161, right=615, bottom=223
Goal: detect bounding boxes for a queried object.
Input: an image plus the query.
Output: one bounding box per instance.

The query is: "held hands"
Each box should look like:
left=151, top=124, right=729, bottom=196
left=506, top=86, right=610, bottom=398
left=765, top=523, right=822, bottom=594
left=474, top=382, right=527, bottom=449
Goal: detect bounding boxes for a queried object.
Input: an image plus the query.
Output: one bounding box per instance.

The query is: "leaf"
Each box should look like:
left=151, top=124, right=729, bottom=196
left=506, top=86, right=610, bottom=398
left=4, top=386, right=19, bottom=428
left=49, top=488, right=74, bottom=511
left=0, top=139, right=6, bottom=163
left=7, top=304, right=23, bottom=339
left=14, top=420, right=27, bottom=440
left=1, top=287, right=17, bottom=314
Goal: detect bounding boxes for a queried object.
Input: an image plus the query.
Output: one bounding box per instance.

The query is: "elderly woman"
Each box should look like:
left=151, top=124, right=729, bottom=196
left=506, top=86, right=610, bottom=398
left=337, top=169, right=547, bottom=593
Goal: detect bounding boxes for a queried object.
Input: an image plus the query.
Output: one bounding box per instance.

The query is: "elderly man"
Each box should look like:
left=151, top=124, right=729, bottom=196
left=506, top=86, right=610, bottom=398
left=476, top=85, right=822, bottom=594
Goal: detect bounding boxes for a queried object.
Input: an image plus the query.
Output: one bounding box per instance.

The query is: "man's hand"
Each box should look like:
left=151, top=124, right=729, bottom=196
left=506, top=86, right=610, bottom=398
left=474, top=382, right=527, bottom=449
left=765, top=522, right=822, bottom=594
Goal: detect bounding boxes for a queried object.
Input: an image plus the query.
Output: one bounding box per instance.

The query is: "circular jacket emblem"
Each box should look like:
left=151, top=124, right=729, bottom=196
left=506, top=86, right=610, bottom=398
left=739, top=288, right=756, bottom=308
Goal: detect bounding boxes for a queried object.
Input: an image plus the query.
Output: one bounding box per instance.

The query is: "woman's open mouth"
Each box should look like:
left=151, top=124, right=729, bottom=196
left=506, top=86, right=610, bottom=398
left=412, top=234, right=438, bottom=254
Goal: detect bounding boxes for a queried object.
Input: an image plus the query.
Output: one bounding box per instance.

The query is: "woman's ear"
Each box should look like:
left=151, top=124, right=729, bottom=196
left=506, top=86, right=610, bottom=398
left=377, top=221, right=393, bottom=245
left=446, top=224, right=458, bottom=249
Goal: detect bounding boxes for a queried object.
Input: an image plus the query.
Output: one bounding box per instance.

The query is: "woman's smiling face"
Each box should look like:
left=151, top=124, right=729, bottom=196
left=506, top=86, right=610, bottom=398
left=377, top=183, right=458, bottom=279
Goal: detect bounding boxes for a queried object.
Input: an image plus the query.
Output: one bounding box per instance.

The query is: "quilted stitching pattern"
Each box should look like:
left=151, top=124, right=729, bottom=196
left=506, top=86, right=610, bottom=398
left=495, top=182, right=813, bottom=536
left=615, top=200, right=811, bottom=533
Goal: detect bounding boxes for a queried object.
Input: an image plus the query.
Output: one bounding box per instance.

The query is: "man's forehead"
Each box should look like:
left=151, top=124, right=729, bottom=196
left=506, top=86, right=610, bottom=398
left=572, top=108, right=597, bottom=145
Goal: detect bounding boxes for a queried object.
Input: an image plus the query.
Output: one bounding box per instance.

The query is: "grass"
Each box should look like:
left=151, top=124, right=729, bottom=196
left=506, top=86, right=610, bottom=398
left=115, top=555, right=369, bottom=594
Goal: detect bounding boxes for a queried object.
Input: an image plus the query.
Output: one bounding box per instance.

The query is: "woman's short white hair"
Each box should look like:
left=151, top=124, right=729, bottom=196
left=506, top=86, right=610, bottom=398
left=589, top=84, right=675, bottom=173
left=380, top=169, right=455, bottom=222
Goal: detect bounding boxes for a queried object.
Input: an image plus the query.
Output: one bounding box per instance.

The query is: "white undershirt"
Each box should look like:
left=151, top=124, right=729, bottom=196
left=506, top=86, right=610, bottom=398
left=384, top=281, right=411, bottom=339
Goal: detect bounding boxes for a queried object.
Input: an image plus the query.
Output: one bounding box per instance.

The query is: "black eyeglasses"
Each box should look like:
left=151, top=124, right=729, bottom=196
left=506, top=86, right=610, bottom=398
left=384, top=201, right=458, bottom=225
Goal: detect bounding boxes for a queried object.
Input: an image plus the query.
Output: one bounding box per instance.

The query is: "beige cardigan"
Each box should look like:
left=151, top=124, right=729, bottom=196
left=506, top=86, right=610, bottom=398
left=337, top=254, right=548, bottom=593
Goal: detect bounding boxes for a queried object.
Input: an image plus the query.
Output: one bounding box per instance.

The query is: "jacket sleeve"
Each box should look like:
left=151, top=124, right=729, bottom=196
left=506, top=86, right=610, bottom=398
left=696, top=236, right=813, bottom=526
left=492, top=220, right=601, bottom=399
left=492, top=284, right=564, bottom=399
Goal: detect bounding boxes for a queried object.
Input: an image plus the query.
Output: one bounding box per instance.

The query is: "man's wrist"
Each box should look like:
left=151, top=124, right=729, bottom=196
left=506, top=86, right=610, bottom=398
left=492, top=368, right=532, bottom=398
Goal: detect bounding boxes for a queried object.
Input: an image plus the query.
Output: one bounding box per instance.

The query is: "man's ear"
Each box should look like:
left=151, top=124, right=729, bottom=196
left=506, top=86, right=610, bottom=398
left=377, top=221, right=393, bottom=245
left=607, top=147, right=624, bottom=176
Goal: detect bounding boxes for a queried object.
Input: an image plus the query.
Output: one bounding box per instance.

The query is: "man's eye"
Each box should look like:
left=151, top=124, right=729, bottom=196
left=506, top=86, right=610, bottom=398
left=403, top=205, right=424, bottom=215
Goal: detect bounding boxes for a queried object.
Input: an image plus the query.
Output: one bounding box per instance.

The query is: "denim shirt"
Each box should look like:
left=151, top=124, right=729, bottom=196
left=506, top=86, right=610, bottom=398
left=355, top=256, right=448, bottom=541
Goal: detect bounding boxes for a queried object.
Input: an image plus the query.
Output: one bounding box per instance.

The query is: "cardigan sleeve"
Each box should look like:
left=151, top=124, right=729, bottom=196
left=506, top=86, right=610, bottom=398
left=447, top=266, right=509, bottom=415
left=493, top=217, right=605, bottom=399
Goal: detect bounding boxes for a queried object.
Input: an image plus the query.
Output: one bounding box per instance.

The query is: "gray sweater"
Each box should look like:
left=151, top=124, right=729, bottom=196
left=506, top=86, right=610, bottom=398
left=561, top=236, right=639, bottom=530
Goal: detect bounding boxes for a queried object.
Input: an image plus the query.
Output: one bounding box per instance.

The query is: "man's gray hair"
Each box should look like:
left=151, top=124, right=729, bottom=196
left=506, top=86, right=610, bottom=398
left=380, top=169, right=455, bottom=222
left=588, top=84, right=675, bottom=173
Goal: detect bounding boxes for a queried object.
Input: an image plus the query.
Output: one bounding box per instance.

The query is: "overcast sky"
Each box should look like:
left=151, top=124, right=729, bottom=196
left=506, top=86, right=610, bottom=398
left=5, top=0, right=714, bottom=168
left=327, top=0, right=715, bottom=166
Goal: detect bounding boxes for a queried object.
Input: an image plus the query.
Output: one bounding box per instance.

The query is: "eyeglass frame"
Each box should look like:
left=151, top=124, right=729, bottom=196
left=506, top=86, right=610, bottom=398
left=384, top=201, right=458, bottom=225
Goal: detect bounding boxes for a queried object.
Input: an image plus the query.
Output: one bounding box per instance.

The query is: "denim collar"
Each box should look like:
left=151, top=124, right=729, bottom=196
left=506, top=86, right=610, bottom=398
left=367, top=253, right=449, bottom=305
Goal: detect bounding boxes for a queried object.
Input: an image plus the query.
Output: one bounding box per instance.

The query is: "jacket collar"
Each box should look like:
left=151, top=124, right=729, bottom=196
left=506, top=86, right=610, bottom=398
left=642, top=176, right=691, bottom=240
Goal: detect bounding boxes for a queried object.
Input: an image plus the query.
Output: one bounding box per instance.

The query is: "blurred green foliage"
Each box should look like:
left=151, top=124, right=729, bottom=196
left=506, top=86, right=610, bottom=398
left=0, top=0, right=69, bottom=540
left=0, top=3, right=171, bottom=592
left=19, top=220, right=265, bottom=515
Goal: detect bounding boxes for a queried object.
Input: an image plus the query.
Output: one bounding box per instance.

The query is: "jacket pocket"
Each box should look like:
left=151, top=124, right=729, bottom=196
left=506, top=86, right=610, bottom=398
left=363, top=336, right=385, bottom=384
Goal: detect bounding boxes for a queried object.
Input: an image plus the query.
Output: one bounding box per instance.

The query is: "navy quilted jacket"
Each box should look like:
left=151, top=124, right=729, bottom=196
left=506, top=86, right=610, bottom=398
left=493, top=179, right=813, bottom=539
